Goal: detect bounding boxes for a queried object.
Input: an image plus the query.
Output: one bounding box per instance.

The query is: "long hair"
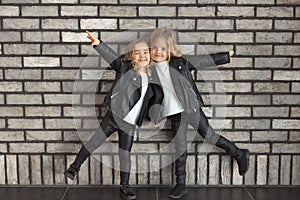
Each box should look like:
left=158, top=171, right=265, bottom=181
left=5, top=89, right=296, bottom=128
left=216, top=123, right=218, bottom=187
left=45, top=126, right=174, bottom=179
left=123, top=39, right=151, bottom=77
left=149, top=27, right=182, bottom=62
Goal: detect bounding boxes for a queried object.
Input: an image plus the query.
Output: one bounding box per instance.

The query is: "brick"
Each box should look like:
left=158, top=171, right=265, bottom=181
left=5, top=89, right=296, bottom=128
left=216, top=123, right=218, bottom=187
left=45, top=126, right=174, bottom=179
left=7, top=95, right=42, bottom=105
left=119, top=19, right=156, bottom=29
left=257, top=7, right=293, bottom=17
left=256, top=32, right=292, bottom=43
left=159, top=19, right=195, bottom=30
left=255, top=57, right=291, bottom=68
left=294, top=58, right=300, bottom=68
left=257, top=155, right=267, bottom=185
left=4, top=44, right=40, bottom=55
left=236, top=70, right=271, bottom=80
left=161, top=155, right=173, bottom=184
left=42, top=19, right=78, bottom=30
left=232, top=159, right=242, bottom=185
left=295, top=33, right=300, bottom=43
left=22, top=6, right=58, bottom=16
left=25, top=106, right=61, bottom=117
left=6, top=155, right=18, bottom=184
left=297, top=7, right=300, bottom=17
left=3, top=19, right=39, bottom=29
left=277, top=0, right=300, bottom=4
left=8, top=119, right=43, bottom=129
left=220, top=156, right=231, bottom=185
left=18, top=155, right=30, bottom=185
left=24, top=57, right=60, bottom=67
left=54, top=155, right=65, bottom=185
left=235, top=119, right=271, bottom=130
left=46, top=118, right=80, bottom=129
left=198, top=19, right=233, bottom=30
left=10, top=143, right=45, bottom=153
left=254, top=82, right=290, bottom=93
left=5, top=69, right=41, bottom=80
left=90, top=156, right=101, bottom=185
left=23, top=31, right=60, bottom=42
left=81, top=0, right=117, bottom=3
left=236, top=45, right=272, bottom=56
left=199, top=0, right=235, bottom=3
left=292, top=156, right=300, bottom=185
left=207, top=155, right=219, bottom=185
left=197, top=70, right=233, bottom=80
left=0, top=82, right=22, bottom=92
left=0, top=119, right=5, bottom=129
left=275, top=20, right=300, bottom=30
left=0, top=6, right=19, bottom=16
left=0, top=57, right=22, bottom=68
left=140, top=6, right=176, bottom=17
left=216, top=82, right=251, bottom=93
left=25, top=82, right=60, bottom=92
left=237, top=20, right=272, bottom=30
left=244, top=155, right=255, bottom=184
left=44, top=94, right=80, bottom=105
left=280, top=155, right=291, bottom=185
left=42, top=0, right=77, bottom=3
left=3, top=0, right=39, bottom=3
left=26, top=131, right=62, bottom=141
left=160, top=0, right=195, bottom=3
left=43, top=69, right=79, bottom=80
left=197, top=44, right=233, bottom=54
left=252, top=131, right=288, bottom=141
left=254, top=106, right=289, bottom=117
left=273, top=95, right=300, bottom=105
left=179, top=32, right=215, bottom=43
left=149, top=155, right=160, bottom=184
left=47, top=143, right=81, bottom=153
left=0, top=32, right=21, bottom=42
left=197, top=155, right=207, bottom=184
left=42, top=44, right=78, bottom=55
left=31, top=155, right=42, bottom=184
left=62, top=56, right=87, bottom=68
left=43, top=155, right=54, bottom=185
left=81, top=19, right=117, bottom=30
left=237, top=0, right=274, bottom=4
left=0, top=131, right=24, bottom=141
left=120, top=0, right=155, bottom=3
left=202, top=94, right=232, bottom=105
left=62, top=32, right=89, bottom=43
left=209, top=119, right=233, bottom=129
left=275, top=45, right=300, bottom=56
left=217, top=32, right=253, bottom=43
left=100, top=6, right=136, bottom=17
left=179, top=6, right=215, bottom=17
left=217, top=6, right=254, bottom=17
left=268, top=155, right=279, bottom=185
left=273, top=119, right=300, bottom=129
left=0, top=155, right=5, bottom=184
left=61, top=6, right=97, bottom=16
left=102, top=155, right=113, bottom=184
left=274, top=70, right=300, bottom=81
left=273, top=143, right=300, bottom=153
left=291, top=107, right=300, bottom=117
left=0, top=107, right=23, bottom=117
left=216, top=107, right=251, bottom=117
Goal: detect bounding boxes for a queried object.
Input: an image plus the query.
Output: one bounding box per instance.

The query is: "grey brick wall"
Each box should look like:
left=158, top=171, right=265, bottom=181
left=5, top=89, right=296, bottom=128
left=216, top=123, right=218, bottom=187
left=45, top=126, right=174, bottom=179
left=0, top=0, right=299, bottom=186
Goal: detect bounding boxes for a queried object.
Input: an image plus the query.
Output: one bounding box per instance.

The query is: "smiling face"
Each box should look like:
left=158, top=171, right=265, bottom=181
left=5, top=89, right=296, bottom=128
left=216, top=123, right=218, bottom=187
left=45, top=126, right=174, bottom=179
left=150, top=36, right=169, bottom=63
left=131, top=41, right=150, bottom=68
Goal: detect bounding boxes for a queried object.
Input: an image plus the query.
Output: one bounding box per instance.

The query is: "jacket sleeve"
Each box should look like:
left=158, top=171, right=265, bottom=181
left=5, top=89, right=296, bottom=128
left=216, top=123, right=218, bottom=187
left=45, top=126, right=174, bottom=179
left=147, top=84, right=165, bottom=124
left=93, top=41, right=123, bottom=71
left=183, top=52, right=230, bottom=70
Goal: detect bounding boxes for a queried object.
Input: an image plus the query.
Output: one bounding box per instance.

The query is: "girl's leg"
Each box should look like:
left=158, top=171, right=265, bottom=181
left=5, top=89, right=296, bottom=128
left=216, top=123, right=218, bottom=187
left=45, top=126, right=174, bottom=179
left=65, top=112, right=118, bottom=180
left=117, top=120, right=136, bottom=200
left=189, top=108, right=250, bottom=176
left=168, top=113, right=188, bottom=199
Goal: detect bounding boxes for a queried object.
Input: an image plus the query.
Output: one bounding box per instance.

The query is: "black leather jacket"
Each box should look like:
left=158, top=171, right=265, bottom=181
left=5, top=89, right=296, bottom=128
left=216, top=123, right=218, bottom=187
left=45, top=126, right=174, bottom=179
left=151, top=52, right=230, bottom=114
left=94, top=42, right=163, bottom=126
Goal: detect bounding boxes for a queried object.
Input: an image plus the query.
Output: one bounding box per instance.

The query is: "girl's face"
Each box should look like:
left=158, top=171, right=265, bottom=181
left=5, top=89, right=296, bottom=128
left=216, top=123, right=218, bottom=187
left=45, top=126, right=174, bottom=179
left=131, top=42, right=150, bottom=68
left=150, top=36, right=169, bottom=62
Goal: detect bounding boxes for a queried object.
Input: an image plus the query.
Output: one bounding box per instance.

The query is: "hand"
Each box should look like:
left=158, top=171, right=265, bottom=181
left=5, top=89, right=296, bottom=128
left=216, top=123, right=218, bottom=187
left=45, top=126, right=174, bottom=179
left=152, top=119, right=167, bottom=128
left=86, top=30, right=100, bottom=46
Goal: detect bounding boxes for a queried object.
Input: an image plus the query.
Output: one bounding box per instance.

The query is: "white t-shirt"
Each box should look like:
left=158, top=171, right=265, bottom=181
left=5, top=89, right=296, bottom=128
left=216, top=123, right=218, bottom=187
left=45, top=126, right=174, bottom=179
left=123, top=72, right=149, bottom=125
left=155, top=61, right=184, bottom=117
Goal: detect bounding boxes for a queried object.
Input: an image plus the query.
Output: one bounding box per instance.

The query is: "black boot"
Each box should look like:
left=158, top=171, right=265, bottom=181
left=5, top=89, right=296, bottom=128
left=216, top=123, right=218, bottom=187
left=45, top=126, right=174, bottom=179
left=120, top=172, right=136, bottom=200
left=64, top=146, right=90, bottom=180
left=169, top=153, right=188, bottom=199
left=216, top=135, right=250, bottom=176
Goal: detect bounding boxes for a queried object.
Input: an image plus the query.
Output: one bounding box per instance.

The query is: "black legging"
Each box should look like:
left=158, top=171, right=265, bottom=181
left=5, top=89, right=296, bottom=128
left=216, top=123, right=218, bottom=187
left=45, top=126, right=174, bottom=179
left=84, top=111, right=135, bottom=173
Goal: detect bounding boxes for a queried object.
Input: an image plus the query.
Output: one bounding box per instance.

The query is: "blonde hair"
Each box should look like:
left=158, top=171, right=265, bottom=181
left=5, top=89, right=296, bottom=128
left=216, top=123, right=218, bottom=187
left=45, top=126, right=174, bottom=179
left=149, top=27, right=182, bottom=62
left=123, top=39, right=151, bottom=77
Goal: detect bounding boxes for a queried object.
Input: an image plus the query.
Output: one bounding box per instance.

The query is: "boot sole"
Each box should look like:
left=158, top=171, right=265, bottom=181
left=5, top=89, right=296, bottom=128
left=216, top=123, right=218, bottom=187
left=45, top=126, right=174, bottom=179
left=120, top=192, right=136, bottom=200
left=168, top=188, right=188, bottom=199
left=64, top=171, right=75, bottom=180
